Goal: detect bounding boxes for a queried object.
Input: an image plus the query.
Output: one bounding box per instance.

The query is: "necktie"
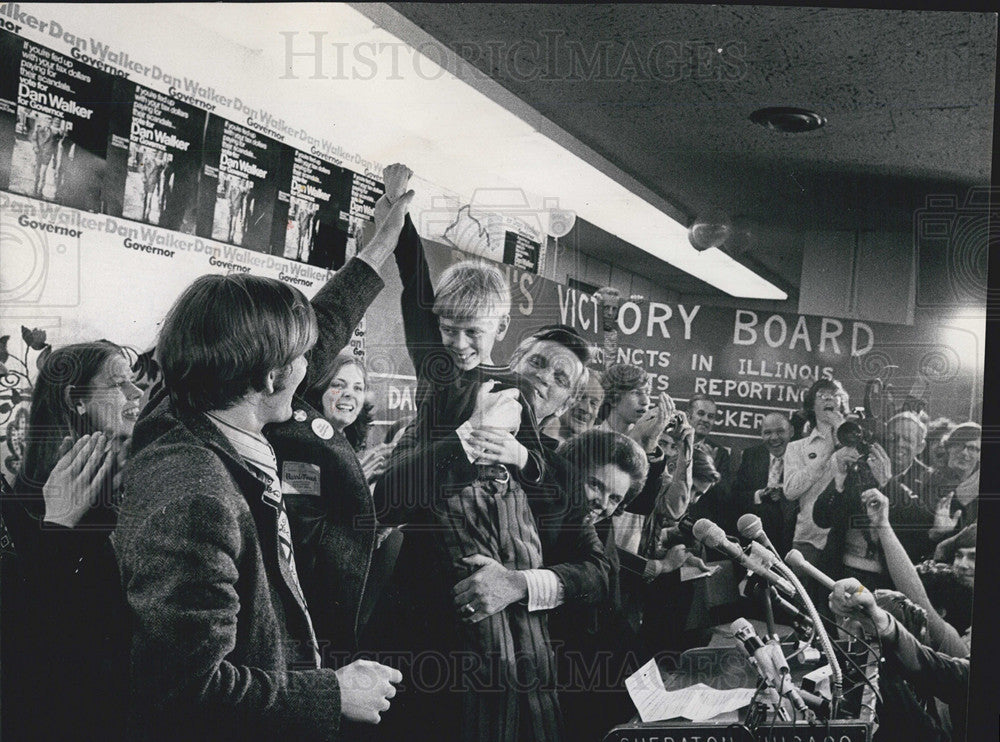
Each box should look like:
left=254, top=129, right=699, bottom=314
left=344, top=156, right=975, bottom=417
left=206, top=414, right=321, bottom=668
left=768, top=455, right=784, bottom=488
left=257, top=461, right=322, bottom=669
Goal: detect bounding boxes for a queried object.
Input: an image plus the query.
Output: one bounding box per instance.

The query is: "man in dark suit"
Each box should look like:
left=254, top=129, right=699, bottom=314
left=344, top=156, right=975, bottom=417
left=688, top=394, right=738, bottom=532
left=733, top=413, right=797, bottom=557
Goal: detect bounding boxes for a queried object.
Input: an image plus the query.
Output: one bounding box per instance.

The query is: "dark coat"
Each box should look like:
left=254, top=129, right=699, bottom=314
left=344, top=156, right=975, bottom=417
left=733, top=443, right=798, bottom=558
left=113, top=394, right=342, bottom=742
left=689, top=435, right=739, bottom=534
left=269, top=402, right=376, bottom=662
left=266, top=256, right=385, bottom=659
left=814, top=457, right=938, bottom=581
left=373, top=364, right=610, bottom=606
left=1, top=473, right=129, bottom=741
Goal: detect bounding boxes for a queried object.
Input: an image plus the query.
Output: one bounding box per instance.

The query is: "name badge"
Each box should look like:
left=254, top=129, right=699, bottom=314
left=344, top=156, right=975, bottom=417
left=311, top=418, right=334, bottom=440
left=282, top=461, right=321, bottom=496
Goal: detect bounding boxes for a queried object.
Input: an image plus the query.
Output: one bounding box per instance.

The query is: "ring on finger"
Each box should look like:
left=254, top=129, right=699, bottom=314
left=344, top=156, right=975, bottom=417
left=461, top=603, right=476, bottom=616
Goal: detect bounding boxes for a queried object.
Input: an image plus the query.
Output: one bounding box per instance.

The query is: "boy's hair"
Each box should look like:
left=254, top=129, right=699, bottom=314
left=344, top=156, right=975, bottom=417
left=598, top=363, right=649, bottom=420
left=158, top=274, right=317, bottom=412
left=558, top=429, right=650, bottom=502
left=433, top=260, right=511, bottom=320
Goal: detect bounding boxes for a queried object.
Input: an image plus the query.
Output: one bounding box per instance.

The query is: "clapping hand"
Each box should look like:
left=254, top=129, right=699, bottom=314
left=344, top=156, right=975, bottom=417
left=930, top=492, right=962, bottom=540
left=42, top=433, right=118, bottom=528
left=630, top=393, right=672, bottom=452
left=866, top=443, right=892, bottom=487
left=359, top=443, right=393, bottom=483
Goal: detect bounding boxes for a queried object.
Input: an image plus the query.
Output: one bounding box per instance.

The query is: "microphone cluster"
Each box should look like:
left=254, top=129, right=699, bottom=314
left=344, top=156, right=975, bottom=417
left=690, top=513, right=846, bottom=716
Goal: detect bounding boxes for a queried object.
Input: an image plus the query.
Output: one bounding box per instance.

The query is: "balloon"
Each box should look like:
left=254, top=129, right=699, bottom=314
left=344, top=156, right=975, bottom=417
left=546, top=209, right=576, bottom=238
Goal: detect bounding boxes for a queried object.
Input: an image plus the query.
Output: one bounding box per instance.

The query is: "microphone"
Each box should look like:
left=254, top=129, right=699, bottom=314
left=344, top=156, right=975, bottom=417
left=784, top=549, right=835, bottom=591
left=747, top=541, right=784, bottom=572
left=732, top=618, right=813, bottom=720
left=692, top=519, right=796, bottom=597
left=738, top=513, right=779, bottom=555
left=770, top=588, right=814, bottom=630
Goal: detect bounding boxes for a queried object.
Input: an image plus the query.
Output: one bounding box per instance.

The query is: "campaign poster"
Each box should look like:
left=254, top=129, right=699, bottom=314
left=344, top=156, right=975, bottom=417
left=197, top=115, right=283, bottom=253
left=343, top=169, right=384, bottom=263
left=273, top=148, right=355, bottom=269
left=0, top=30, right=114, bottom=212
left=103, top=81, right=207, bottom=233
left=502, top=230, right=542, bottom=274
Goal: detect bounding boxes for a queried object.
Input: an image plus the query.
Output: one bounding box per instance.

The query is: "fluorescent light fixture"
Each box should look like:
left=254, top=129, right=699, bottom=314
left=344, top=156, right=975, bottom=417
left=344, top=4, right=788, bottom=300
left=30, top=3, right=785, bottom=299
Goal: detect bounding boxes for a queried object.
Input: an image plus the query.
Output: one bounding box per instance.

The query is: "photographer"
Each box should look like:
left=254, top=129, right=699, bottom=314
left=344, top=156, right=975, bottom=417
left=812, top=412, right=894, bottom=588
left=783, top=379, right=850, bottom=570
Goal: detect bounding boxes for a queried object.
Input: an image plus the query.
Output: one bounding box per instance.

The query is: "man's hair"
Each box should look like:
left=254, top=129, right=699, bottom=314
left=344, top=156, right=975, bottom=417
left=598, top=363, right=649, bottom=420
left=801, top=378, right=848, bottom=428
left=761, top=412, right=792, bottom=432
left=558, top=429, right=650, bottom=500
left=943, top=421, right=981, bottom=450
left=689, top=394, right=717, bottom=411
left=887, top=411, right=928, bottom=441
left=509, top=324, right=593, bottom=399
left=692, top=445, right=722, bottom=484
left=158, top=274, right=317, bottom=411
left=433, top=260, right=511, bottom=321
left=510, top=324, right=592, bottom=367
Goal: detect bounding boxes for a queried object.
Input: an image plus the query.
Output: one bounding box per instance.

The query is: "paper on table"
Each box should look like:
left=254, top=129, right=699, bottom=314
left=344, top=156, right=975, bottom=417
left=625, top=659, right=756, bottom=723
left=624, top=658, right=671, bottom=723
left=671, top=684, right=756, bottom=722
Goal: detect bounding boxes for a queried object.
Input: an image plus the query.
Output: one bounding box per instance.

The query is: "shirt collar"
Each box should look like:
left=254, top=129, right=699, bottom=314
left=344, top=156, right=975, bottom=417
left=807, top=426, right=831, bottom=445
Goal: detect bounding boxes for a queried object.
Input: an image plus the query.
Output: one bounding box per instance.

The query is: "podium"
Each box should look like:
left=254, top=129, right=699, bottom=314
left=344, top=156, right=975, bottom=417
left=604, top=643, right=878, bottom=742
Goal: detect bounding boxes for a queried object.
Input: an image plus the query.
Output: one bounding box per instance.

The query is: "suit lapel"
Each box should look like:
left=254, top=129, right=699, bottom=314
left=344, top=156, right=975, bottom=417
left=179, top=406, right=316, bottom=636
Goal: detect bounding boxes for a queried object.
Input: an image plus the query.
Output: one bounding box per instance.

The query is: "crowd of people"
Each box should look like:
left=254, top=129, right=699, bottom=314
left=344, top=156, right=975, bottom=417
left=0, top=164, right=981, bottom=742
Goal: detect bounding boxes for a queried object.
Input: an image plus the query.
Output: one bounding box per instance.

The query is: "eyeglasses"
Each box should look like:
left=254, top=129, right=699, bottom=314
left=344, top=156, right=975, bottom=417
left=815, top=393, right=844, bottom=402
left=951, top=442, right=981, bottom=454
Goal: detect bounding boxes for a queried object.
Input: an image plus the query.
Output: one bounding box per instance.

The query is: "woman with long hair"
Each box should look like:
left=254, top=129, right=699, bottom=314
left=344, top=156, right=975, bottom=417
left=2, top=340, right=141, bottom=741
left=304, top=350, right=392, bottom=482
